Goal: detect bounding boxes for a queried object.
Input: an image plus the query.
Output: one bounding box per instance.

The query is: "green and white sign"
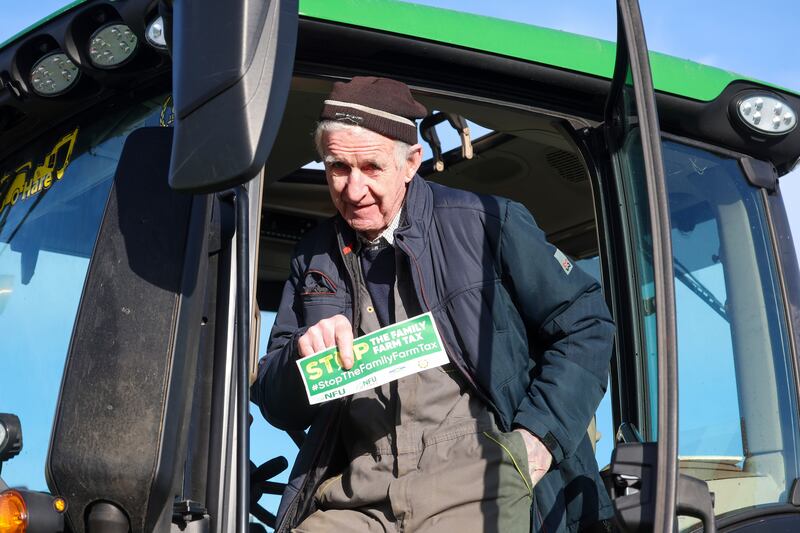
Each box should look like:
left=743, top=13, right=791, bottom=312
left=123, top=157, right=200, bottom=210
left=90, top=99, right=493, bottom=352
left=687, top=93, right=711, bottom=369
left=296, top=312, right=448, bottom=405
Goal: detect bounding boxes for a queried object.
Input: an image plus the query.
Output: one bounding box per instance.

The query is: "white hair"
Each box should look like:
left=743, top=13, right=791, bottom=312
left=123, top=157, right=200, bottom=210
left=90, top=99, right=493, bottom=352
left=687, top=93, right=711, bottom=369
left=313, top=120, right=414, bottom=170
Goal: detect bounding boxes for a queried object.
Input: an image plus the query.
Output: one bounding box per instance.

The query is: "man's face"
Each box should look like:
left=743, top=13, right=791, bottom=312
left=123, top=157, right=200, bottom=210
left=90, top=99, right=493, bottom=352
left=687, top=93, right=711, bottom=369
left=322, top=127, right=421, bottom=240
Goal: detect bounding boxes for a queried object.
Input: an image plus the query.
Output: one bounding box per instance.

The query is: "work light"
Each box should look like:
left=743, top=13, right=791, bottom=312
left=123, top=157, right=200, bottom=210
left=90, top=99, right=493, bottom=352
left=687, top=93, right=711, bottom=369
left=145, top=16, right=168, bottom=49
left=88, top=23, right=138, bottom=68
left=736, top=93, right=796, bottom=135
left=29, top=53, right=79, bottom=97
left=0, top=414, right=21, bottom=463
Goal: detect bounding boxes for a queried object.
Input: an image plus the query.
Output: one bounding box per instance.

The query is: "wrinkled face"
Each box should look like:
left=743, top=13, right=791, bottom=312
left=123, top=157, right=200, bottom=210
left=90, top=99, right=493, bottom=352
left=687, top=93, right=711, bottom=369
left=322, top=127, right=420, bottom=240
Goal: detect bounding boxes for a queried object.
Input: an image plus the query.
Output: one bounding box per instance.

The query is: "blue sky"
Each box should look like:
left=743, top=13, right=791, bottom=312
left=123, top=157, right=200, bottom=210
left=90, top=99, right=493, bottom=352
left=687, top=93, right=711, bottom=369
left=2, top=0, right=800, bottom=525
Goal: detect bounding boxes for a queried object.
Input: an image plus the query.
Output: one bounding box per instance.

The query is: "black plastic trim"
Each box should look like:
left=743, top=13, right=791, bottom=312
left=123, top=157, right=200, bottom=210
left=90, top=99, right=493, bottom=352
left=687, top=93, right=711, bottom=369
left=204, top=195, right=236, bottom=533
left=606, top=1, right=678, bottom=531
left=568, top=125, right=634, bottom=440
left=657, top=81, right=800, bottom=176
left=182, top=197, right=221, bottom=506
left=234, top=186, right=251, bottom=533
left=584, top=125, right=645, bottom=439
left=291, top=18, right=800, bottom=174
left=293, top=19, right=611, bottom=121
left=712, top=504, right=800, bottom=532
left=763, top=187, right=800, bottom=460
left=741, top=157, right=779, bottom=191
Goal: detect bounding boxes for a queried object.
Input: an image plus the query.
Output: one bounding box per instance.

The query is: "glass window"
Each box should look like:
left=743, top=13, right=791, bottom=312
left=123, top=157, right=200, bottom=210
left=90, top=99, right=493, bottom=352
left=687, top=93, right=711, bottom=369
left=660, top=140, right=799, bottom=525
left=616, top=128, right=660, bottom=437
left=0, top=96, right=168, bottom=490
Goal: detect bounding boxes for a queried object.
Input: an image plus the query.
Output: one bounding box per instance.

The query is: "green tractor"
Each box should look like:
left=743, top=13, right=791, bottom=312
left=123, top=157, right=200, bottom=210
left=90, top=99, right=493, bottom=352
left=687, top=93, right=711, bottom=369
left=1, top=1, right=799, bottom=532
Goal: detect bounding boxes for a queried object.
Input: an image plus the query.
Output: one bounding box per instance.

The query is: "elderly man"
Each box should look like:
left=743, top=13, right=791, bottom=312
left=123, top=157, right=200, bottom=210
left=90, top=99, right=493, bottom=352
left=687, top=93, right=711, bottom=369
left=252, top=77, right=615, bottom=533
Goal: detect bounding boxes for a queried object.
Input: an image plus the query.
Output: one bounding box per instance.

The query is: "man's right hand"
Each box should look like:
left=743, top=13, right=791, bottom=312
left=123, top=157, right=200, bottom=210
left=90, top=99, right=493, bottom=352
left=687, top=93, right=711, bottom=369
left=297, top=314, right=355, bottom=370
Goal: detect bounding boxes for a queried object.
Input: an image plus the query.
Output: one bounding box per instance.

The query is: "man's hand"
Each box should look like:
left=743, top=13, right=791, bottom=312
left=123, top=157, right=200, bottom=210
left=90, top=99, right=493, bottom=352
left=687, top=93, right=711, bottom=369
left=513, top=428, right=553, bottom=487
left=297, top=314, right=355, bottom=370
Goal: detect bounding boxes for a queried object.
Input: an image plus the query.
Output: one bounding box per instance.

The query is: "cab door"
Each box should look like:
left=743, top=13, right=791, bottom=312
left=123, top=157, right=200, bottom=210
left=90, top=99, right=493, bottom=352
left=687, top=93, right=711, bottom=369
left=600, top=0, right=680, bottom=530
left=44, top=1, right=299, bottom=532
left=600, top=2, right=800, bottom=532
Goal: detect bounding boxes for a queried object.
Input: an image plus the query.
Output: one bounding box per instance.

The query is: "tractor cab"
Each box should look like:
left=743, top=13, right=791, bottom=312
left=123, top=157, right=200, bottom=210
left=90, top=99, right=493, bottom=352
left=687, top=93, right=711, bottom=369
left=1, top=1, right=800, bottom=532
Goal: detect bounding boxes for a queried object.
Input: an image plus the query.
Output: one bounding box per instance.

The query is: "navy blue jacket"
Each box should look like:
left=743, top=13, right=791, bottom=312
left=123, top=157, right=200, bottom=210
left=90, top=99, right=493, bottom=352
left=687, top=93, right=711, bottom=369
left=252, top=176, right=615, bottom=532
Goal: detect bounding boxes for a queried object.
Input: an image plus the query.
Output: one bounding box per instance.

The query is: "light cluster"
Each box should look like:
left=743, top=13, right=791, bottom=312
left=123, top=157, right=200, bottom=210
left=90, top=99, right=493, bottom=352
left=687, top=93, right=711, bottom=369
left=738, top=94, right=796, bottom=135
left=29, top=17, right=166, bottom=98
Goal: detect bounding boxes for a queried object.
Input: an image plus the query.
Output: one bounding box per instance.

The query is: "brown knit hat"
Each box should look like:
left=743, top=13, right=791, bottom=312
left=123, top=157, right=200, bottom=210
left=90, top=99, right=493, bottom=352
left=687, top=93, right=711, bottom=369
left=319, top=77, right=428, bottom=145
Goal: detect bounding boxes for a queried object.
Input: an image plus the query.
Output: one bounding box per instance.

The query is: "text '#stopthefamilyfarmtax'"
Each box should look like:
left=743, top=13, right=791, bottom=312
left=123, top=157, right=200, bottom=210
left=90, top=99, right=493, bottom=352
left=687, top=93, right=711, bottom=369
left=296, top=312, right=449, bottom=405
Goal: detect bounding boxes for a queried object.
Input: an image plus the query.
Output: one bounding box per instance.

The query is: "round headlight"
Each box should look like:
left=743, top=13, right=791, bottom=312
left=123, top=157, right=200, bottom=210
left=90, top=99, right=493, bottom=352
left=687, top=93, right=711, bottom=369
left=30, top=52, right=80, bottom=97
left=145, top=16, right=167, bottom=49
left=88, top=23, right=138, bottom=68
left=736, top=93, right=797, bottom=135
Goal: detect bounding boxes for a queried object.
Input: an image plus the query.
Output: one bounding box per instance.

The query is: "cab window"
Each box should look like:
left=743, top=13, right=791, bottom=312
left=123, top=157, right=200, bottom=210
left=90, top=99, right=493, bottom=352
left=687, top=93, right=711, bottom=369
left=0, top=95, right=167, bottom=490
left=634, top=139, right=800, bottom=526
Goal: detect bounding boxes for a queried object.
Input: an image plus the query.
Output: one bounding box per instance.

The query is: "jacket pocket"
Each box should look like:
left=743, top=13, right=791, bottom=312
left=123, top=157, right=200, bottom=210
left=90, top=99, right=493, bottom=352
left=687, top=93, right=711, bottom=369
left=301, top=269, right=338, bottom=295
left=482, top=430, right=533, bottom=497
left=440, top=278, right=527, bottom=389
left=313, top=472, right=343, bottom=506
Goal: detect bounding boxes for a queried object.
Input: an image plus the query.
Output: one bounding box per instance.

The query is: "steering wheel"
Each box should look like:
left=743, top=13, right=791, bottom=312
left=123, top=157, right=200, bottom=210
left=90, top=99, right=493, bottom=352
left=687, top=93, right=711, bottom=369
left=250, top=429, right=306, bottom=528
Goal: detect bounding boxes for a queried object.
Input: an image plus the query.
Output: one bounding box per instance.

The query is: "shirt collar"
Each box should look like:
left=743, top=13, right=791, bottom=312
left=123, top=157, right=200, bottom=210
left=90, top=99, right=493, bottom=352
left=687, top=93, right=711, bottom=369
left=359, top=206, right=403, bottom=248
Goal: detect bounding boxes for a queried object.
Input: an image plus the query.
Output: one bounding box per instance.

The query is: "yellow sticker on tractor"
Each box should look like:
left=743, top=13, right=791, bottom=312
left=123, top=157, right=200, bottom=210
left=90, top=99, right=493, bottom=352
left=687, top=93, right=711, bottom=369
left=0, top=127, right=79, bottom=216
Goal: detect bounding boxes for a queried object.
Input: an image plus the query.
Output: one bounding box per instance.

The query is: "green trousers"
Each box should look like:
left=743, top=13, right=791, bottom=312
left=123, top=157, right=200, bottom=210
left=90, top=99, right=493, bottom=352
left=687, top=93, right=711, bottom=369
left=294, top=427, right=533, bottom=532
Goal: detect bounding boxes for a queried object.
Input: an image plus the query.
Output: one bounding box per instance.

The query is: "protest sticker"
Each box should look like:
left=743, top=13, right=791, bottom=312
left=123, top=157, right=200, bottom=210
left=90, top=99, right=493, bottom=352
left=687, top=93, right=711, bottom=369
left=296, top=312, right=448, bottom=405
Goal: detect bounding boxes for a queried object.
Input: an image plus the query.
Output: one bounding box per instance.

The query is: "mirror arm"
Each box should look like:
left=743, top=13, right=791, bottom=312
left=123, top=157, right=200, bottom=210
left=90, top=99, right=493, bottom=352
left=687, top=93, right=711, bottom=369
left=235, top=185, right=252, bottom=533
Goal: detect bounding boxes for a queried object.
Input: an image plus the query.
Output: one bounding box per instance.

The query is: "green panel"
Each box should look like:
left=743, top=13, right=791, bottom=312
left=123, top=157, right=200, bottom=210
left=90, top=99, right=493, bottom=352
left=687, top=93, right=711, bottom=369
left=1, top=0, right=793, bottom=101
left=300, top=0, right=615, bottom=78
left=649, top=51, right=747, bottom=101
left=300, top=0, right=617, bottom=79
left=299, top=0, right=791, bottom=101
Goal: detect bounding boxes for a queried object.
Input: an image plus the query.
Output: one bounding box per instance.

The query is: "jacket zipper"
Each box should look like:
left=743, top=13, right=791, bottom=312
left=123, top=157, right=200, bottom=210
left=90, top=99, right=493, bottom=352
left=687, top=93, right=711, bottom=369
left=395, top=238, right=504, bottom=428
left=335, top=222, right=361, bottom=330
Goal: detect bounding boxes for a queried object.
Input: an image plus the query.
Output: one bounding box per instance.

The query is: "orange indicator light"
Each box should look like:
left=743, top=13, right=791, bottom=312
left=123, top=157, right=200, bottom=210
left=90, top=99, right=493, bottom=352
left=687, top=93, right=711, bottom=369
left=53, top=497, right=67, bottom=513
left=0, top=490, right=28, bottom=533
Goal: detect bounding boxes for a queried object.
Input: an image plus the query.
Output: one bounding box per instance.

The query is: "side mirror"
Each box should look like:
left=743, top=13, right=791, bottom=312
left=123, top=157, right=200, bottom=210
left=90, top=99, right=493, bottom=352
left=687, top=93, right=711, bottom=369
left=167, top=0, right=298, bottom=193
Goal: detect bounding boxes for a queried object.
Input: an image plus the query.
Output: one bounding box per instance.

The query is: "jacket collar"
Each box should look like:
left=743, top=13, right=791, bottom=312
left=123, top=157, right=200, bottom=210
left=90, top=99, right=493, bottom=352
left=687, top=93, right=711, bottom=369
left=334, top=174, right=432, bottom=259
left=394, top=174, right=432, bottom=259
